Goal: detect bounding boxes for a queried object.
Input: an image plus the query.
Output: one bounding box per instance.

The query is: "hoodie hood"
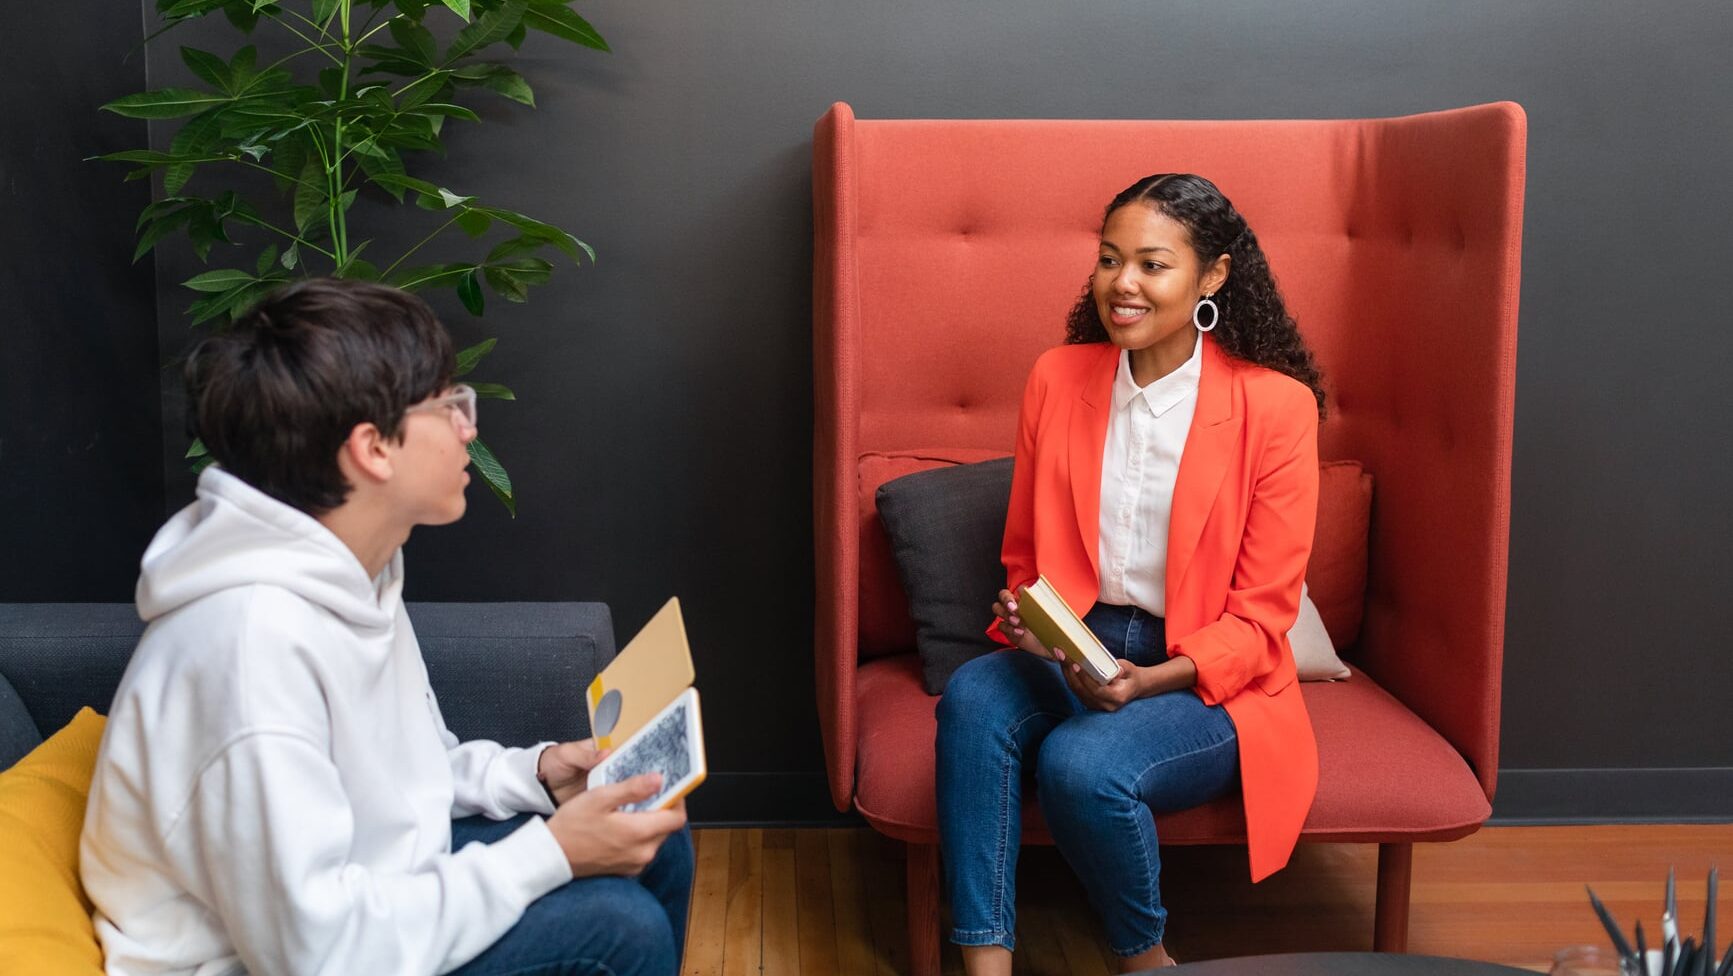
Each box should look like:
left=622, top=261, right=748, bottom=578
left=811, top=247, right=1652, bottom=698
left=136, top=466, right=402, bottom=631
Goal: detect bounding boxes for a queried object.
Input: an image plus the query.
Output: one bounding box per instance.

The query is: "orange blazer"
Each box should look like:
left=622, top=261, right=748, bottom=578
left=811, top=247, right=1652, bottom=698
left=999, top=337, right=1320, bottom=882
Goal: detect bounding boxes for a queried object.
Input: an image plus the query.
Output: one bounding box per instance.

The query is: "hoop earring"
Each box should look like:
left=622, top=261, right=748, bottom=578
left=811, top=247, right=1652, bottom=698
left=1193, top=295, right=1220, bottom=333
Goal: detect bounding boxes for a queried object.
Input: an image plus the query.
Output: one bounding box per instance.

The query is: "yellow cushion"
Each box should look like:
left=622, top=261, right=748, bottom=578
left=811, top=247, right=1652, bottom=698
left=0, top=707, right=107, bottom=974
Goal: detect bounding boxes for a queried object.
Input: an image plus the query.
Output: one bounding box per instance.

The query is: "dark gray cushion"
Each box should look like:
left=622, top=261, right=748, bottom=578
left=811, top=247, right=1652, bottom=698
left=0, top=602, right=615, bottom=766
left=0, top=670, right=41, bottom=770
left=411, top=602, right=615, bottom=746
left=875, top=457, right=1014, bottom=694
left=0, top=603, right=144, bottom=745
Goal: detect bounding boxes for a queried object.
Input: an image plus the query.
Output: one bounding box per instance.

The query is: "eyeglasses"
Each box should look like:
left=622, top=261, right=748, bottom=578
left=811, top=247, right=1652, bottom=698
left=406, top=384, right=478, bottom=432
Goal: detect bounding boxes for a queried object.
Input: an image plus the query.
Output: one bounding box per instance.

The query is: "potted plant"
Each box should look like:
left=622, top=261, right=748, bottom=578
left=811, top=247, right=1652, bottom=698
left=98, top=0, right=611, bottom=514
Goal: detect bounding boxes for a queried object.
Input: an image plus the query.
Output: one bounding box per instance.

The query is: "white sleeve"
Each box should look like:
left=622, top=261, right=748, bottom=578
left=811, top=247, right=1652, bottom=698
left=429, top=693, right=557, bottom=819
left=169, top=730, right=572, bottom=976
left=446, top=737, right=557, bottom=819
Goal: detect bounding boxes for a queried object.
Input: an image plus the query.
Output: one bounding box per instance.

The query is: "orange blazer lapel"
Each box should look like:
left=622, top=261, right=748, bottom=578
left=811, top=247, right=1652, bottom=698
left=1167, top=338, right=1242, bottom=606
left=1067, top=344, right=1117, bottom=584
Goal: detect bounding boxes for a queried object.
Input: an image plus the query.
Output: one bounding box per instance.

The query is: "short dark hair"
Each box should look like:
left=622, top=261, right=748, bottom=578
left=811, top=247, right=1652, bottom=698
left=185, top=278, right=456, bottom=514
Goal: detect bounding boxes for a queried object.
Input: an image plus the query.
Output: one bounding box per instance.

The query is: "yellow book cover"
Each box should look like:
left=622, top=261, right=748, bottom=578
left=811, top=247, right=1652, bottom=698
left=1015, top=576, right=1120, bottom=683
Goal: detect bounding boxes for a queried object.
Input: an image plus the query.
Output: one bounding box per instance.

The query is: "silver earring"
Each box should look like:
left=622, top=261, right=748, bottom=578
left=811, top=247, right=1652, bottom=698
left=1193, top=295, right=1219, bottom=333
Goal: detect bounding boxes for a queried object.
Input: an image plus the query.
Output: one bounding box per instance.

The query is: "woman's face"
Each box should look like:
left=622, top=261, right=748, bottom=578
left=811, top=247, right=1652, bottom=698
left=1091, top=203, right=1226, bottom=357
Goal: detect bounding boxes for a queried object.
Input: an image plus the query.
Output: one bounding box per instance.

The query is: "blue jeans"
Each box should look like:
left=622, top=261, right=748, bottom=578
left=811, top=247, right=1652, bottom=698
left=935, top=604, right=1239, bottom=957
left=447, top=815, right=694, bottom=976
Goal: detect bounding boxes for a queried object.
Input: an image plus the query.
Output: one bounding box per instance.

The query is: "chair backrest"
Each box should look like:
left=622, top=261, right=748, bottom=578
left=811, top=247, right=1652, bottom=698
left=813, top=102, right=1524, bottom=812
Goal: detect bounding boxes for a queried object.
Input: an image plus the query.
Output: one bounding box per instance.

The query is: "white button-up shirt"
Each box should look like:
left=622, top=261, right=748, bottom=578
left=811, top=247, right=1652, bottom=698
left=1096, top=333, right=1203, bottom=616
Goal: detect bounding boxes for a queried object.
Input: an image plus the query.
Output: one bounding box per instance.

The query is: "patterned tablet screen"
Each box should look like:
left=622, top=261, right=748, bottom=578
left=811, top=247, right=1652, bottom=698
left=609, top=698, right=692, bottom=813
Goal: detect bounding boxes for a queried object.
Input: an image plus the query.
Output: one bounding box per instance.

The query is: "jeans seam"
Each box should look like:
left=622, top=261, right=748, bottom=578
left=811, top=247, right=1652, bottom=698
left=1113, top=714, right=1234, bottom=954
left=990, top=706, right=1066, bottom=936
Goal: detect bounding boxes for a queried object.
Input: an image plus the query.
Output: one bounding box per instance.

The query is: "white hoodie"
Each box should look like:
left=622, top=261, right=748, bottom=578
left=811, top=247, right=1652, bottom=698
left=81, top=467, right=574, bottom=976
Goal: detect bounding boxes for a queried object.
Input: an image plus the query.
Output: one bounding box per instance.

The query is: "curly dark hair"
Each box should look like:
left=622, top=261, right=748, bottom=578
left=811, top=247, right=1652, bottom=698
left=1064, top=173, right=1325, bottom=417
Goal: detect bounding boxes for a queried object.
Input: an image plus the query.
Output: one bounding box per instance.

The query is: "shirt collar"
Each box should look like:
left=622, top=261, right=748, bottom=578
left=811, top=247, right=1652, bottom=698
left=1112, top=331, right=1203, bottom=418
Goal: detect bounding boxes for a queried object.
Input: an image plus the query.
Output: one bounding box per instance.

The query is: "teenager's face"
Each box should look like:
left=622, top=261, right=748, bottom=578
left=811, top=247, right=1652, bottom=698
left=392, top=387, right=476, bottom=526
left=1091, top=203, right=1220, bottom=359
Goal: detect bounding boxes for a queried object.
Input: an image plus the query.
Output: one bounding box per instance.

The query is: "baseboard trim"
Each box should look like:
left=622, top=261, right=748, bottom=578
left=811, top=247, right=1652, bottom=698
left=1489, top=766, right=1733, bottom=824
left=687, top=772, right=861, bottom=828
left=688, top=767, right=1733, bottom=829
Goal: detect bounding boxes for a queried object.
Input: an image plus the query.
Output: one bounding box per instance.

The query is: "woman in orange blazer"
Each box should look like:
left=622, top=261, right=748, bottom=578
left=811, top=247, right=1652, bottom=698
left=935, top=174, right=1324, bottom=975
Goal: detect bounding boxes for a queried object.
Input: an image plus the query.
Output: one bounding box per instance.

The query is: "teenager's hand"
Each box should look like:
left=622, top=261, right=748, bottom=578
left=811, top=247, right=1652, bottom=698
left=1062, top=657, right=1140, bottom=712
left=546, top=774, right=688, bottom=878
left=537, top=739, right=608, bottom=805
left=992, top=589, right=1067, bottom=661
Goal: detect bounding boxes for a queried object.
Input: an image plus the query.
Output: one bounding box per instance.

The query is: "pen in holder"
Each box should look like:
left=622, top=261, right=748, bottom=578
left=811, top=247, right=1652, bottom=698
left=1560, top=867, right=1724, bottom=976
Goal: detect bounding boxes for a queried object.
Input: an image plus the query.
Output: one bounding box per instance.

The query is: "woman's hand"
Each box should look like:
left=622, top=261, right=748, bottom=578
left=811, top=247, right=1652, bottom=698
left=1061, top=657, right=1144, bottom=712
left=993, top=588, right=1066, bottom=661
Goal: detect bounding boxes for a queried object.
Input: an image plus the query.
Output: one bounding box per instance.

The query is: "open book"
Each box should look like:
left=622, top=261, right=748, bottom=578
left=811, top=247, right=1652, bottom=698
left=1015, top=576, right=1121, bottom=684
left=584, top=598, right=707, bottom=810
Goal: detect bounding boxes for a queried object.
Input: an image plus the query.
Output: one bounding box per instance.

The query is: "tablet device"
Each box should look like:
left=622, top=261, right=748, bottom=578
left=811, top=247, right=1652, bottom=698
left=587, top=687, right=706, bottom=813
left=587, top=597, right=696, bottom=751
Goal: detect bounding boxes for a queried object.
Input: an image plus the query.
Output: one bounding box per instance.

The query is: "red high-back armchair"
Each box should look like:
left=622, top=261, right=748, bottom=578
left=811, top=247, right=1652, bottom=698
left=813, top=102, right=1524, bottom=974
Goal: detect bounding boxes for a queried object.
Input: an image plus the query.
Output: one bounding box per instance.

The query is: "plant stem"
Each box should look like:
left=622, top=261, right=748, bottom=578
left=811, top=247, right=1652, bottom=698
left=265, top=13, right=345, bottom=67
left=379, top=212, right=465, bottom=279
left=327, top=0, right=356, bottom=269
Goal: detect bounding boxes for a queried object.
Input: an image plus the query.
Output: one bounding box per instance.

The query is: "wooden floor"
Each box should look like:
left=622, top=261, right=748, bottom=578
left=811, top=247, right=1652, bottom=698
left=681, top=824, right=1732, bottom=975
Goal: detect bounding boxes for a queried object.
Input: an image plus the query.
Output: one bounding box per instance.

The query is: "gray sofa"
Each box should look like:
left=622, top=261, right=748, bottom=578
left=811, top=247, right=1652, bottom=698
left=0, top=602, right=617, bottom=771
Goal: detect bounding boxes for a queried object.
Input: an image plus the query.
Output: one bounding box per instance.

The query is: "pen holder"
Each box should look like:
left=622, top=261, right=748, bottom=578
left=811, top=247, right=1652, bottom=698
left=1552, top=945, right=1664, bottom=976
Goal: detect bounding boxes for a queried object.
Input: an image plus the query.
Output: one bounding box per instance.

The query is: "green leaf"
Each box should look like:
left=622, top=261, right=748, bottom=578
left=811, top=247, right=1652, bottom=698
left=436, top=187, right=473, bottom=208
left=456, top=268, right=485, bottom=315
left=388, top=262, right=474, bottom=290
left=292, top=158, right=326, bottom=232
left=255, top=244, right=279, bottom=274
left=164, top=109, right=227, bottom=194
left=187, top=291, right=239, bottom=327
left=388, top=18, right=439, bottom=64
left=223, top=4, right=262, bottom=31
left=337, top=257, right=381, bottom=281
left=524, top=0, right=609, bottom=51
left=368, top=171, right=443, bottom=203
left=456, top=209, right=492, bottom=236
left=476, top=66, right=533, bottom=106
left=185, top=437, right=210, bottom=459
left=441, top=0, right=471, bottom=19
left=184, top=268, right=257, bottom=292
left=396, top=69, right=451, bottom=109
left=159, top=0, right=228, bottom=19
left=102, top=89, right=231, bottom=120
left=357, top=148, right=407, bottom=198
left=467, top=437, right=516, bottom=517
left=454, top=337, right=495, bottom=376
left=505, top=21, right=526, bottom=49
left=468, top=382, right=515, bottom=400
left=482, top=256, right=551, bottom=303
left=446, top=0, right=527, bottom=62
left=473, top=206, right=591, bottom=263
left=230, top=45, right=259, bottom=88
left=180, top=47, right=232, bottom=92
left=312, top=0, right=341, bottom=27
left=412, top=102, right=481, bottom=122
left=281, top=242, right=300, bottom=270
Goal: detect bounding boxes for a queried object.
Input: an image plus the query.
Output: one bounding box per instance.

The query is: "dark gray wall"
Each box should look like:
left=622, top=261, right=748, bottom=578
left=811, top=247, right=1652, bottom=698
left=1, top=5, right=164, bottom=601
left=9, top=1, right=1731, bottom=820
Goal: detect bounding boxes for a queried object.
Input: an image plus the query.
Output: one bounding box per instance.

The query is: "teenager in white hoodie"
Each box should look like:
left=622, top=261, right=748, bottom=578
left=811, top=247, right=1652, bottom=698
left=81, top=279, right=692, bottom=976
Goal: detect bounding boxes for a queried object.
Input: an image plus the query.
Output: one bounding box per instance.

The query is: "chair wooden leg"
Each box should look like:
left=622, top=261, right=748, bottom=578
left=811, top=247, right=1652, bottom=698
left=907, top=841, right=942, bottom=976
left=1374, top=842, right=1413, bottom=953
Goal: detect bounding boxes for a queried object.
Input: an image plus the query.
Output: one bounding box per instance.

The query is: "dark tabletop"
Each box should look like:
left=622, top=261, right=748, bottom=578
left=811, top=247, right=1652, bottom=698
left=1161, top=953, right=1537, bottom=975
